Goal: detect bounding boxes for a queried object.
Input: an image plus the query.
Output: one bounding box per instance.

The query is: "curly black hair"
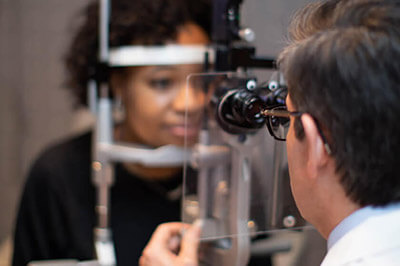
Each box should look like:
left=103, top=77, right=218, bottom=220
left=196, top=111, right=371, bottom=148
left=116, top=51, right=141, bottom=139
left=64, top=0, right=211, bottom=107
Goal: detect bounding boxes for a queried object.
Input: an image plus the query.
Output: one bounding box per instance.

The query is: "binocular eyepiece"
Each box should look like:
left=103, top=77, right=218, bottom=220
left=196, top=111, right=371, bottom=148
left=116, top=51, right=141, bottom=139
left=217, top=88, right=266, bottom=134
left=215, top=78, right=287, bottom=135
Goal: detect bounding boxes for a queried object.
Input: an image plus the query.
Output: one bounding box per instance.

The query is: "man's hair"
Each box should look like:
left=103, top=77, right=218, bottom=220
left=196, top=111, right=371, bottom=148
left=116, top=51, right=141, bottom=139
left=283, top=0, right=400, bottom=140
left=279, top=9, right=400, bottom=206
left=288, top=0, right=400, bottom=43
left=64, top=0, right=211, bottom=107
left=288, top=0, right=341, bottom=42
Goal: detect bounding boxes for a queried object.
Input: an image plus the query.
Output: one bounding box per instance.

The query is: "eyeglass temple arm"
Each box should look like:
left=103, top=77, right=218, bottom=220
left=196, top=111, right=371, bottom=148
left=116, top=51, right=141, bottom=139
left=260, top=109, right=297, bottom=118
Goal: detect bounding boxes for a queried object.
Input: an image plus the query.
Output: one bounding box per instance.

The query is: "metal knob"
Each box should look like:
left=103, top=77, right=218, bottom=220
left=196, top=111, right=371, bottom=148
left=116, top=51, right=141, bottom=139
left=239, top=28, right=255, bottom=42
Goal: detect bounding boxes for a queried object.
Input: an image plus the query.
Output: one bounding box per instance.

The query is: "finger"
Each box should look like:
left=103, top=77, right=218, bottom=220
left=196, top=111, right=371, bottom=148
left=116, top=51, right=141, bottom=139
left=149, top=222, right=188, bottom=245
left=141, top=222, right=191, bottom=265
left=138, top=254, right=147, bottom=266
left=167, top=234, right=181, bottom=253
left=179, top=220, right=203, bottom=262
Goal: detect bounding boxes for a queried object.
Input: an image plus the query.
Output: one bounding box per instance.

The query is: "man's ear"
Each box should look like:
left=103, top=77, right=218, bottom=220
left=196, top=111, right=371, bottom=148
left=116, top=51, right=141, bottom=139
left=300, top=114, right=329, bottom=179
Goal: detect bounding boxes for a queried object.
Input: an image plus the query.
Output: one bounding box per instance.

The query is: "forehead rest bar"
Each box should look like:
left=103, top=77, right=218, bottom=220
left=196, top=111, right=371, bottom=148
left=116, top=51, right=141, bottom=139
left=109, top=45, right=215, bottom=66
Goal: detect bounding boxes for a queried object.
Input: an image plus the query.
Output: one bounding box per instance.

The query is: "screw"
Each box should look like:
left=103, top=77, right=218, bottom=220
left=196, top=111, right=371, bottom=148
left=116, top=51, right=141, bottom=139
left=283, top=215, right=296, bottom=228
left=92, top=161, right=102, bottom=171
left=217, top=181, right=228, bottom=195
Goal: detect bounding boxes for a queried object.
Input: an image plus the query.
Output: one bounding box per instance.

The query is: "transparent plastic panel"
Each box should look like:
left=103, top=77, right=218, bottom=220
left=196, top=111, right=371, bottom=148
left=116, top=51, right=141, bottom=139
left=182, top=72, right=307, bottom=241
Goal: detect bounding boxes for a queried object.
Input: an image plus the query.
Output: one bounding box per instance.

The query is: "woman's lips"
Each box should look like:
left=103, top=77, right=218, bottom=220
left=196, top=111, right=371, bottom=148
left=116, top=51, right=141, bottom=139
left=167, top=124, right=201, bottom=138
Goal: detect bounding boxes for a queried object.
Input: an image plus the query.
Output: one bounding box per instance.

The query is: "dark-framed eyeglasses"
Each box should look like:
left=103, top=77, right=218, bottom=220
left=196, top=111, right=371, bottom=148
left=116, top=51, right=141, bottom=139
left=260, top=106, right=332, bottom=155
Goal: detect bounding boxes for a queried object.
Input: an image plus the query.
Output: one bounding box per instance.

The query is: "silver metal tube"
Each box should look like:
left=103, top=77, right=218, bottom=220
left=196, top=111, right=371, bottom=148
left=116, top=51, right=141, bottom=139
left=99, top=0, right=110, bottom=62
left=270, top=140, right=284, bottom=228
left=97, top=97, right=112, bottom=144
left=88, top=80, right=98, bottom=115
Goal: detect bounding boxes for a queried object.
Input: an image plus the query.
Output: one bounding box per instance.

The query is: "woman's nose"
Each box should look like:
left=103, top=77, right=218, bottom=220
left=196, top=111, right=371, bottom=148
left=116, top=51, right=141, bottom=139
left=172, top=84, right=205, bottom=114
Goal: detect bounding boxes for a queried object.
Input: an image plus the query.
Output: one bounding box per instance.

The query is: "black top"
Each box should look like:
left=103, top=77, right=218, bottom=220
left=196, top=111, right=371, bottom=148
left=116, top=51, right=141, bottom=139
left=12, top=131, right=182, bottom=266
left=12, top=131, right=271, bottom=266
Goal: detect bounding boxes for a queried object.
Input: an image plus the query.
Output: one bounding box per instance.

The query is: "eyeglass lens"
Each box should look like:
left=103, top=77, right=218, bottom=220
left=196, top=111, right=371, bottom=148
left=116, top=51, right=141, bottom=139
left=268, top=106, right=290, bottom=140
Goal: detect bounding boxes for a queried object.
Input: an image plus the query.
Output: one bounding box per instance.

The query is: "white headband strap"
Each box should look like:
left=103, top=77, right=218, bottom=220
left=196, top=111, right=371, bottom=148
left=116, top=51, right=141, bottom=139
left=108, top=45, right=215, bottom=66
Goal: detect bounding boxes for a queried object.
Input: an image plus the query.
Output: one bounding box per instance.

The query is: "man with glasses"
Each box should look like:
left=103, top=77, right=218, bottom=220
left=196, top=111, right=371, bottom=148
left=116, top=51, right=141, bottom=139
left=140, top=2, right=400, bottom=265
left=262, top=2, right=400, bottom=263
left=272, top=29, right=400, bottom=266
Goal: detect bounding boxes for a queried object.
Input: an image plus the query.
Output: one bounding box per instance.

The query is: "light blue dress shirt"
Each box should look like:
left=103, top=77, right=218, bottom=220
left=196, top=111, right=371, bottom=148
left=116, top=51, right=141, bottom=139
left=327, top=202, right=400, bottom=250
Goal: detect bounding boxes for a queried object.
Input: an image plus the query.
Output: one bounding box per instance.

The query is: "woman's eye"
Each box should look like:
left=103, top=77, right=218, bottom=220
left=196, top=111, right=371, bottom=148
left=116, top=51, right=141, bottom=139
left=149, top=78, right=174, bottom=90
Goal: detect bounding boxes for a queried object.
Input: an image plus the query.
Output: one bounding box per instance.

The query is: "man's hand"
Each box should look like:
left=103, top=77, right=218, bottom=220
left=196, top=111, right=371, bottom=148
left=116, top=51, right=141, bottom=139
left=139, top=221, right=202, bottom=266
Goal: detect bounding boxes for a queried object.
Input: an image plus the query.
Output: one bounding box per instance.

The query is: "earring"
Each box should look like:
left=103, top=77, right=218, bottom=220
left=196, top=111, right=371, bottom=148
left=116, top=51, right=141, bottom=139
left=113, top=96, right=126, bottom=123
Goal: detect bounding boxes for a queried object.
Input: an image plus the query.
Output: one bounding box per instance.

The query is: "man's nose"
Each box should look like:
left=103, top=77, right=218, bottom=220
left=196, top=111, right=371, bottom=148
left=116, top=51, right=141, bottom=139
left=172, top=84, right=205, bottom=114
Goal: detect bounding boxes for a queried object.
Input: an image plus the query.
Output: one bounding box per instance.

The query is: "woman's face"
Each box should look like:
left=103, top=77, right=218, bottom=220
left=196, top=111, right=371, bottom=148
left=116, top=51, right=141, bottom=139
left=116, top=23, right=210, bottom=147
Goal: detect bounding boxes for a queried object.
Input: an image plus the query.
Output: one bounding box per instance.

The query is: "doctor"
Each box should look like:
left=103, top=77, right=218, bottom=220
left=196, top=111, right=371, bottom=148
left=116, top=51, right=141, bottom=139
left=140, top=1, right=400, bottom=265
left=278, top=24, right=400, bottom=265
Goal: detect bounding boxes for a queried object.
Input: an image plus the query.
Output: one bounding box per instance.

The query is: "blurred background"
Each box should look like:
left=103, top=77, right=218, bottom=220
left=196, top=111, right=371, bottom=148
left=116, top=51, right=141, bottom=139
left=0, top=0, right=324, bottom=265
